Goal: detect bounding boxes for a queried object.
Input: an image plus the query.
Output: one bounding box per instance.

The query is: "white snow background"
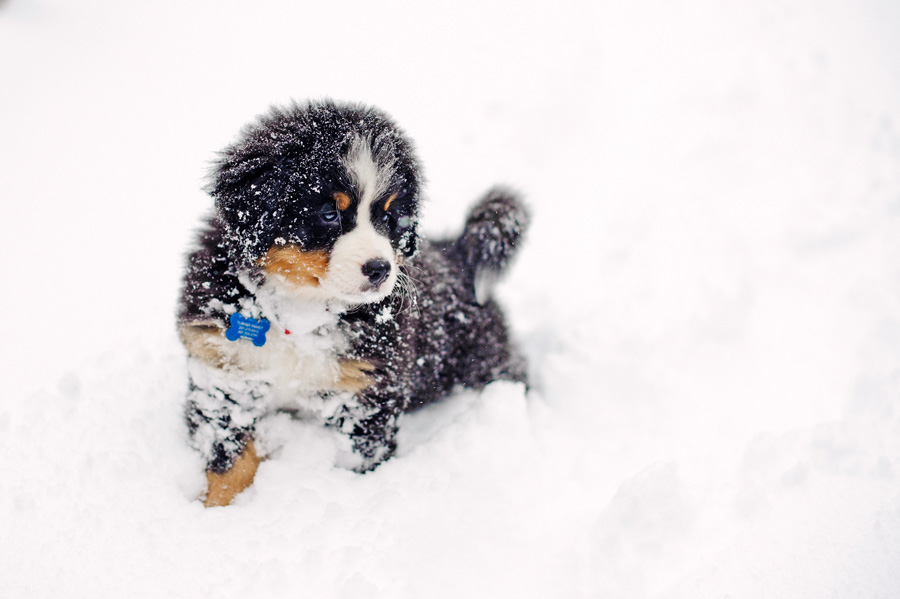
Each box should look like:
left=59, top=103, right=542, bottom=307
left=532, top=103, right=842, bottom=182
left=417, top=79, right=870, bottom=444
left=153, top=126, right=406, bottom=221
left=3, top=0, right=900, bottom=596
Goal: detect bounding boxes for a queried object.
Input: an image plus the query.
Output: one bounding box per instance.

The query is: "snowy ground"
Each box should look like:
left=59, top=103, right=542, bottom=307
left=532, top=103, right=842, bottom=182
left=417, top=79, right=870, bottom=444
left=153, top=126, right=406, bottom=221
left=3, top=0, right=900, bottom=597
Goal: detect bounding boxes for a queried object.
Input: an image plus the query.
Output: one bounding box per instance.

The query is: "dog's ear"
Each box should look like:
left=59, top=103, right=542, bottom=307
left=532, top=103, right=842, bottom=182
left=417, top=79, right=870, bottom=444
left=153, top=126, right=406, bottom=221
left=393, top=172, right=421, bottom=259
left=210, top=153, right=285, bottom=266
left=401, top=207, right=420, bottom=259
left=403, top=231, right=419, bottom=258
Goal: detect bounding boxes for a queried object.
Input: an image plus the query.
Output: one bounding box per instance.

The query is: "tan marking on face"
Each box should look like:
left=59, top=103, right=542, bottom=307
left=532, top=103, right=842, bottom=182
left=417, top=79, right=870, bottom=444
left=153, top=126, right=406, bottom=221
left=383, top=193, right=397, bottom=212
left=204, top=440, right=261, bottom=507
left=259, top=245, right=329, bottom=287
left=179, top=322, right=230, bottom=368
left=336, top=359, right=375, bottom=393
left=335, top=192, right=351, bottom=211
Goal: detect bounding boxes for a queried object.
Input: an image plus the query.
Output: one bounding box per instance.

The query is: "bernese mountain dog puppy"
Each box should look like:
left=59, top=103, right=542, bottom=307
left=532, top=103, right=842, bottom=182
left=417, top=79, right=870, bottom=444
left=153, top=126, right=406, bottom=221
left=178, top=100, right=528, bottom=506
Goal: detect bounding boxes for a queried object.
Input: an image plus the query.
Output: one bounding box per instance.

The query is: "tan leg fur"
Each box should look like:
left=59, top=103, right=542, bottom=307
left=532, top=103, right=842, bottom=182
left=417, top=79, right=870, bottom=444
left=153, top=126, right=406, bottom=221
left=336, top=359, right=375, bottom=393
left=204, top=440, right=261, bottom=507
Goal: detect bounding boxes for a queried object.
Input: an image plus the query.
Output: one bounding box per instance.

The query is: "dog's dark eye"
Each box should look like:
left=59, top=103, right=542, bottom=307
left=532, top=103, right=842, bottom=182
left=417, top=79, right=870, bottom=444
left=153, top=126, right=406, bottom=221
left=319, top=204, right=340, bottom=225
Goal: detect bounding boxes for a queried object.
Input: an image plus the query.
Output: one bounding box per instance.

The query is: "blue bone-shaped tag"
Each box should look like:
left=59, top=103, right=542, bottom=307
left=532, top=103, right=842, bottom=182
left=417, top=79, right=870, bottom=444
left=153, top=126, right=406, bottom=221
left=225, top=313, right=270, bottom=347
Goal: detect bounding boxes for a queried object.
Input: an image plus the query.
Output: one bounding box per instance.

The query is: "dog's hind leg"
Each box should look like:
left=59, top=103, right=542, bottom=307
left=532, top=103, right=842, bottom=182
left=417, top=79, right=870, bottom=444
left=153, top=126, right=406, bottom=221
left=453, top=298, right=528, bottom=389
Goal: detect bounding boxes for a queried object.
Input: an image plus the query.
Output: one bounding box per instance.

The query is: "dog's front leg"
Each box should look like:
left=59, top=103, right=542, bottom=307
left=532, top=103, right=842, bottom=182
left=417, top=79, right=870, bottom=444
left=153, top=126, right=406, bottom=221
left=330, top=394, right=402, bottom=472
left=184, top=368, right=269, bottom=506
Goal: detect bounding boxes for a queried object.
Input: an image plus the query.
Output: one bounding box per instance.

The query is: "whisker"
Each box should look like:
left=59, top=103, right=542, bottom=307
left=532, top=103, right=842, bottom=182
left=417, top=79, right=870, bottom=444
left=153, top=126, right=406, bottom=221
left=393, top=269, right=420, bottom=317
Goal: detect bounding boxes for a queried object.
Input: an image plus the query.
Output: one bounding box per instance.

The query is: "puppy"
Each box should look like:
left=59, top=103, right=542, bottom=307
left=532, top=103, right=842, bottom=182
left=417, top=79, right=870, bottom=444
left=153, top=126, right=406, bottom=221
left=178, top=100, right=528, bottom=506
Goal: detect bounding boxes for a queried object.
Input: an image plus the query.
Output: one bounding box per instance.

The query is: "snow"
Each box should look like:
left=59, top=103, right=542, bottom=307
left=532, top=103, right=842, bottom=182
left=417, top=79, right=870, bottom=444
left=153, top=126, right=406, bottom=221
left=2, top=0, right=900, bottom=597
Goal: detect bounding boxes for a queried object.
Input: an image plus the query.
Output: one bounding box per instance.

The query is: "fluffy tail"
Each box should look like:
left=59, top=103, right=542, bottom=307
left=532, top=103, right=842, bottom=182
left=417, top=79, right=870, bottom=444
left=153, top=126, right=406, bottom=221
left=451, top=187, right=530, bottom=297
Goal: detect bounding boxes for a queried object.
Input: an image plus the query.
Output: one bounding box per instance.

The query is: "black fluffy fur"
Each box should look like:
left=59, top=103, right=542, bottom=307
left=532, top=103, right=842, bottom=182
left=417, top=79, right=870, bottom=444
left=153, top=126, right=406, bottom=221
left=179, top=100, right=528, bottom=473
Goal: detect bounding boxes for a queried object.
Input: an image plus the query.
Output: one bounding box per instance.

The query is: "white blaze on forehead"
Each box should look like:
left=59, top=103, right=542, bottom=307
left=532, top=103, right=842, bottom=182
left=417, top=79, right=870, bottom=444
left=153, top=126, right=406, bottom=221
left=342, top=136, right=394, bottom=239
left=343, top=135, right=393, bottom=205
left=319, top=136, right=398, bottom=303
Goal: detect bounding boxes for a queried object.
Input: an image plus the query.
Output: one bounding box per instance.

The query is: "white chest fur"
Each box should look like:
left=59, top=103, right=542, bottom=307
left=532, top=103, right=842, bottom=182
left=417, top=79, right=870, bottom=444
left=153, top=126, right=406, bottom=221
left=231, top=274, right=351, bottom=410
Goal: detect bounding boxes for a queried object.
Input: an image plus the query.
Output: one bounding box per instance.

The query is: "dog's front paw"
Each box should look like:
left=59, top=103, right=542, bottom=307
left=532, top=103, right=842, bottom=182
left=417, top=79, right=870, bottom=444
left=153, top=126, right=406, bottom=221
left=204, top=440, right=261, bottom=507
left=354, top=445, right=394, bottom=474
left=334, top=439, right=395, bottom=473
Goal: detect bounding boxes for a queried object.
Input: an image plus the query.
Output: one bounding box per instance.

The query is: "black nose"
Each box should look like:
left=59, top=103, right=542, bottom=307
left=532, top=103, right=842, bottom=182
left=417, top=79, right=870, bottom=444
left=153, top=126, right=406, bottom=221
left=361, top=259, right=391, bottom=287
